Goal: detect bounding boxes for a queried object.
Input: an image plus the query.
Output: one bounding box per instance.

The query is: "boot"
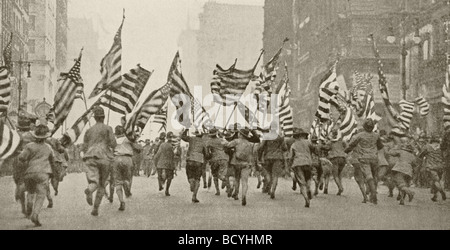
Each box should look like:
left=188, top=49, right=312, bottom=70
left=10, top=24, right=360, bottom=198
left=214, top=178, right=220, bottom=196
left=192, top=180, right=200, bottom=203
left=242, top=197, right=247, bottom=207
left=31, top=214, right=42, bottom=227
left=441, top=191, right=447, bottom=201
left=431, top=194, right=438, bottom=202
left=84, top=188, right=93, bottom=206
left=208, top=176, right=212, bottom=189
left=165, top=179, right=172, bottom=197
left=119, top=202, right=125, bottom=211
left=368, top=179, right=378, bottom=205
left=47, top=199, right=53, bottom=209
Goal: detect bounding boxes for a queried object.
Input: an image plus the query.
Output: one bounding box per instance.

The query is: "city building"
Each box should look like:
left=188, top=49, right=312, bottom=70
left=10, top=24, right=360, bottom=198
left=56, top=0, right=68, bottom=73
left=178, top=14, right=199, bottom=89
left=27, top=0, right=57, bottom=109
left=196, top=2, right=264, bottom=98
left=1, top=0, right=31, bottom=116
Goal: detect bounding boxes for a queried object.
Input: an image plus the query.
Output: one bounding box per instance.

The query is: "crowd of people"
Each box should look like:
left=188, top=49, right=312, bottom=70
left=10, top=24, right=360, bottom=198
left=6, top=106, right=450, bottom=227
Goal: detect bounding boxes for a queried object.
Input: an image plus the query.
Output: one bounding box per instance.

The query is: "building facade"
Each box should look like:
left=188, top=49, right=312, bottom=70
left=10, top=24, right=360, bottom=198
left=27, top=0, right=57, bottom=109
left=196, top=2, right=264, bottom=98
left=56, top=0, right=68, bottom=74
left=1, top=0, right=30, bottom=115
left=178, top=17, right=199, bottom=89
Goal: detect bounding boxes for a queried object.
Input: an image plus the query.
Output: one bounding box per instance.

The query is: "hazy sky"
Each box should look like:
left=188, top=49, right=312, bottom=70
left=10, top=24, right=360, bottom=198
left=67, top=0, right=264, bottom=139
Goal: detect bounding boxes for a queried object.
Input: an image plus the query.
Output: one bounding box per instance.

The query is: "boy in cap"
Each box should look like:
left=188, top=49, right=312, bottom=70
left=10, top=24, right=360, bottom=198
left=345, top=119, right=384, bottom=204
left=154, top=132, right=176, bottom=196
left=290, top=128, right=317, bottom=207
left=325, top=129, right=347, bottom=195
left=82, top=106, right=117, bottom=216
left=387, top=138, right=416, bottom=205
left=206, top=128, right=229, bottom=196
left=19, top=125, right=55, bottom=227
left=418, top=135, right=447, bottom=202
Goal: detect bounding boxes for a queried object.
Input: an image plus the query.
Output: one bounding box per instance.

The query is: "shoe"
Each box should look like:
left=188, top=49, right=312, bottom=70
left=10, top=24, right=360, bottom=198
left=270, top=193, right=275, bottom=200
left=441, top=192, right=447, bottom=201
left=307, top=191, right=313, bottom=200
left=192, top=198, right=200, bottom=203
left=215, top=192, right=220, bottom=196
left=91, top=209, right=99, bottom=217
left=47, top=200, right=53, bottom=209
left=257, top=182, right=262, bottom=189
left=54, top=190, right=58, bottom=196
left=233, top=194, right=239, bottom=201
left=31, top=214, right=42, bottom=227
left=324, top=189, right=328, bottom=195
left=396, top=194, right=402, bottom=201
left=408, top=192, right=415, bottom=202
left=337, top=189, right=343, bottom=196
left=221, top=182, right=227, bottom=190
left=242, top=197, right=247, bottom=207
left=85, top=189, right=93, bottom=206
left=399, top=200, right=405, bottom=205
left=431, top=196, right=438, bottom=202
left=165, top=192, right=171, bottom=197
left=108, top=197, right=114, bottom=204
left=126, top=192, right=132, bottom=198
left=305, top=202, right=310, bottom=208
left=119, top=202, right=125, bottom=211
left=292, top=185, right=297, bottom=191
left=159, top=186, right=164, bottom=192
left=319, top=183, right=324, bottom=191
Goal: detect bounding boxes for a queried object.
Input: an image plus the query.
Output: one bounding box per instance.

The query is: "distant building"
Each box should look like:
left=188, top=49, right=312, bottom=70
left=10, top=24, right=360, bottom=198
left=28, top=0, right=58, bottom=108
left=196, top=2, right=264, bottom=98
left=1, top=0, right=31, bottom=115
left=56, top=0, right=68, bottom=73
left=178, top=16, right=199, bottom=89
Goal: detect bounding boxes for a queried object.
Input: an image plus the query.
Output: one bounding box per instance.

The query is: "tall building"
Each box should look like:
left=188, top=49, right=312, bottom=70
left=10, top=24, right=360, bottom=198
left=1, top=0, right=31, bottom=115
left=27, top=0, right=57, bottom=109
left=178, top=15, right=199, bottom=89
left=284, top=0, right=438, bottom=129
left=56, top=0, right=68, bottom=73
left=196, top=2, right=264, bottom=98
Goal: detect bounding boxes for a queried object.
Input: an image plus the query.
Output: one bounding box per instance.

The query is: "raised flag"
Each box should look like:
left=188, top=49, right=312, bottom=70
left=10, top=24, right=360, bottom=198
left=2, top=33, right=13, bottom=71
left=89, top=13, right=124, bottom=98
left=100, top=65, right=152, bottom=115
left=0, top=67, right=12, bottom=114
left=52, top=49, right=84, bottom=135
left=0, top=118, right=20, bottom=160
left=149, top=102, right=168, bottom=132
left=275, top=62, right=294, bottom=137
left=315, top=61, right=339, bottom=122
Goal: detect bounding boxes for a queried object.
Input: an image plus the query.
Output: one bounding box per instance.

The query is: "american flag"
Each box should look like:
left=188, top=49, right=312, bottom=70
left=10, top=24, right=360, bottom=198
left=0, top=118, right=20, bottom=160
left=168, top=52, right=212, bottom=129
left=275, top=62, right=294, bottom=137
left=442, top=32, right=450, bottom=130
left=340, top=106, right=358, bottom=142
left=52, top=50, right=84, bottom=135
left=149, top=101, right=168, bottom=132
left=125, top=82, right=172, bottom=141
left=100, top=65, right=152, bottom=115
left=0, top=67, right=12, bottom=115
left=398, top=100, right=415, bottom=130
left=211, top=51, right=263, bottom=106
left=89, top=15, right=124, bottom=99
left=2, top=33, right=13, bottom=72
left=315, top=61, right=339, bottom=122
left=415, top=97, right=430, bottom=116
left=258, top=38, right=288, bottom=95
left=60, top=105, right=95, bottom=147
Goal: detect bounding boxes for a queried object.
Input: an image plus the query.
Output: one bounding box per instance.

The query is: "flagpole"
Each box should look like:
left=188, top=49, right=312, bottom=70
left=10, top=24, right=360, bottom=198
left=224, top=103, right=238, bottom=130
left=82, top=92, right=92, bottom=128
left=107, top=90, right=113, bottom=126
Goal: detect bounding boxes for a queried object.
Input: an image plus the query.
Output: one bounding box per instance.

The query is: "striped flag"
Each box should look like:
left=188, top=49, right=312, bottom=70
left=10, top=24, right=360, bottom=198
left=0, top=118, right=20, bottom=160
left=89, top=15, right=124, bottom=99
left=444, top=50, right=450, bottom=130
left=315, top=62, right=339, bottom=122
left=168, top=52, right=212, bottom=128
left=52, top=50, right=84, bottom=135
left=0, top=67, right=12, bottom=114
left=60, top=106, right=95, bottom=147
left=258, top=38, right=288, bottom=94
left=125, top=82, right=172, bottom=141
left=415, top=97, right=430, bottom=116
left=211, top=51, right=263, bottom=106
left=149, top=102, right=168, bottom=132
left=398, top=100, right=415, bottom=130
left=340, top=106, right=358, bottom=142
left=100, top=65, right=152, bottom=115
left=275, top=62, right=294, bottom=137
left=2, top=33, right=13, bottom=72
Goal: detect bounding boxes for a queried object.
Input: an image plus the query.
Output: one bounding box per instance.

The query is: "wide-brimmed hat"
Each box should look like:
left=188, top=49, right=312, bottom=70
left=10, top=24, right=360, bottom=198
left=31, top=125, right=51, bottom=139
left=167, top=132, right=175, bottom=139
left=293, top=128, right=309, bottom=137
left=93, top=106, right=105, bottom=118
left=239, top=128, right=252, bottom=138
left=209, top=128, right=219, bottom=136
left=159, top=132, right=167, bottom=140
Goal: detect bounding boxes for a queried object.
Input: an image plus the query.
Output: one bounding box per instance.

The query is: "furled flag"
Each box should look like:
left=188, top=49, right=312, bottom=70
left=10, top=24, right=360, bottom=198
left=149, top=101, right=168, bottom=133
left=2, top=33, right=13, bottom=72
left=100, top=65, right=152, bottom=115
left=52, top=49, right=84, bottom=135
left=89, top=12, right=124, bottom=99
left=275, top=62, right=294, bottom=137
left=211, top=51, right=263, bottom=106
left=315, top=61, right=339, bottom=122
left=0, top=67, right=12, bottom=115
left=0, top=118, right=20, bottom=160
left=168, top=52, right=212, bottom=129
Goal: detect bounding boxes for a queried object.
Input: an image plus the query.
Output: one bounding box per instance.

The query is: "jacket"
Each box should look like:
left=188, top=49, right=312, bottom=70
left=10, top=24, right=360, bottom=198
left=325, top=140, right=346, bottom=159
left=154, top=141, right=175, bottom=169
left=19, top=142, right=55, bottom=175
left=83, top=123, right=117, bottom=160
left=290, top=139, right=316, bottom=167
left=225, top=138, right=254, bottom=166
left=345, top=131, right=383, bottom=160
left=258, top=136, right=288, bottom=161
left=181, top=132, right=206, bottom=164
left=388, top=149, right=417, bottom=177
left=418, top=144, right=444, bottom=171
left=207, top=137, right=229, bottom=162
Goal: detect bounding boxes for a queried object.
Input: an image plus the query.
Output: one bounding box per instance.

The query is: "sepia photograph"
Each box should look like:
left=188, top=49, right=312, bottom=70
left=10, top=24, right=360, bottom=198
left=0, top=0, right=449, bottom=233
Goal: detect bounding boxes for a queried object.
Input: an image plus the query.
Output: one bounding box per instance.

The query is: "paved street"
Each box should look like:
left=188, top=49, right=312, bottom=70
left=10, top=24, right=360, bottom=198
left=0, top=171, right=449, bottom=230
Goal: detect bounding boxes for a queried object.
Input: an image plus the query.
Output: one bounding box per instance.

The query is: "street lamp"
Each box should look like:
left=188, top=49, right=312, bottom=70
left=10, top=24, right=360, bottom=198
left=12, top=57, right=32, bottom=114
left=387, top=17, right=421, bottom=100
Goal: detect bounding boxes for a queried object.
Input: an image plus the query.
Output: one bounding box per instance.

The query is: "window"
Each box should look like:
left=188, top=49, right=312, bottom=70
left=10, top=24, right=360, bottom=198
left=28, top=39, right=35, bottom=53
